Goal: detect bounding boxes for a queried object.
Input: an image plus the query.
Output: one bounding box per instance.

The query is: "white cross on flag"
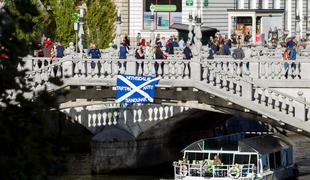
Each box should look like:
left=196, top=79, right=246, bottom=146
left=116, top=75, right=160, bottom=104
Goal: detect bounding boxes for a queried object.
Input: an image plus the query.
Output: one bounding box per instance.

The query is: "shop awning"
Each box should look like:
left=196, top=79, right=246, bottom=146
left=170, top=23, right=218, bottom=32
left=227, top=9, right=285, bottom=16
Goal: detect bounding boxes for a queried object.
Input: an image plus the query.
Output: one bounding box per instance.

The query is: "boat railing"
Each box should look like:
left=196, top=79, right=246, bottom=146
left=173, top=161, right=256, bottom=179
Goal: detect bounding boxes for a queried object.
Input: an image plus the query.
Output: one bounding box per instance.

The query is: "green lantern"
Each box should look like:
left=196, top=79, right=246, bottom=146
left=204, top=0, right=208, bottom=7
left=186, top=0, right=193, bottom=6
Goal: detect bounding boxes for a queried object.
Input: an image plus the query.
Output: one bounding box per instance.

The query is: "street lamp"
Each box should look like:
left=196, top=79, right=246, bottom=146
left=116, top=9, right=122, bottom=51
left=78, top=3, right=87, bottom=53
left=188, top=11, right=193, bottom=44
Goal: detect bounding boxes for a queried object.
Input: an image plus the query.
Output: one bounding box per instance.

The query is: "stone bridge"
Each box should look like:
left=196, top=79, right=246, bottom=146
left=22, top=54, right=310, bottom=136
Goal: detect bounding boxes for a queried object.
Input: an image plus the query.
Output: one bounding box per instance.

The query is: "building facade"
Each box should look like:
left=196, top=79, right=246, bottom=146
left=115, top=0, right=310, bottom=43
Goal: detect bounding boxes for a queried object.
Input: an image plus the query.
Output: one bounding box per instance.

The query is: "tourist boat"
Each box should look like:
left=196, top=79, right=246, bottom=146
left=173, top=133, right=298, bottom=180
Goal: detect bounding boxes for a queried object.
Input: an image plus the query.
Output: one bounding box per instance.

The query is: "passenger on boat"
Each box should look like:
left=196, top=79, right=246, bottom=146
left=213, top=155, right=222, bottom=177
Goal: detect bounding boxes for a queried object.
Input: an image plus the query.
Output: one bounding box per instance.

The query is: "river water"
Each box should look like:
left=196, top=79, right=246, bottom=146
left=58, top=133, right=310, bottom=180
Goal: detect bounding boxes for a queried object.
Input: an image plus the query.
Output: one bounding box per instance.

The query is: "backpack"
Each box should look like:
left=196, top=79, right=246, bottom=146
left=119, top=47, right=127, bottom=59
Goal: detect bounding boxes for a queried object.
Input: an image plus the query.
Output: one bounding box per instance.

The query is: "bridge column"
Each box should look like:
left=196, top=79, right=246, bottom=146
left=242, top=81, right=253, bottom=101
left=248, top=61, right=259, bottom=79
left=126, top=58, right=136, bottom=75
left=295, top=91, right=306, bottom=121
left=300, top=62, right=310, bottom=79
left=62, top=59, right=74, bottom=77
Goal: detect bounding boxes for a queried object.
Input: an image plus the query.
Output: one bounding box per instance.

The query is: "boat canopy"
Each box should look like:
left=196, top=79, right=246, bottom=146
left=182, top=133, right=291, bottom=155
left=238, top=134, right=292, bottom=154
left=182, top=133, right=257, bottom=152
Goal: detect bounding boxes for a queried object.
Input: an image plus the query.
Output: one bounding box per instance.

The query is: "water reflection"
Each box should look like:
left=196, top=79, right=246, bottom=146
left=58, top=133, right=310, bottom=180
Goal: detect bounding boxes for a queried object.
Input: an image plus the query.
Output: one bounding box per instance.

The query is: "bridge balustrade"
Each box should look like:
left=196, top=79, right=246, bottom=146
left=23, top=55, right=310, bottom=133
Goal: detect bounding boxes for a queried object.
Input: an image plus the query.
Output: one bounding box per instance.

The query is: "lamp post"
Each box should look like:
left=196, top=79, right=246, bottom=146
left=116, top=9, right=122, bottom=51
left=192, top=12, right=202, bottom=56
left=150, top=10, right=155, bottom=48
left=188, top=11, right=193, bottom=44
left=78, top=3, right=87, bottom=53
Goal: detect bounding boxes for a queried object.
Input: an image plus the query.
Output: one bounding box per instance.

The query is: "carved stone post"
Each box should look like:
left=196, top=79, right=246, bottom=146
left=116, top=9, right=122, bottom=52
left=295, top=91, right=306, bottom=121
left=188, top=11, right=193, bottom=44
left=191, top=12, right=202, bottom=81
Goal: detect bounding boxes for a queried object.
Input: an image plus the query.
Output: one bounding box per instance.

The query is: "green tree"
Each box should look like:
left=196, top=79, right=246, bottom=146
left=0, top=0, right=60, bottom=179
left=48, top=0, right=80, bottom=46
left=84, top=0, right=116, bottom=48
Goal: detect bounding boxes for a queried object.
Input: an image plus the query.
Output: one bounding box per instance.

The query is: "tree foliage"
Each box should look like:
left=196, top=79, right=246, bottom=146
left=47, top=0, right=80, bottom=46
left=84, top=0, right=116, bottom=48
left=0, top=0, right=60, bottom=179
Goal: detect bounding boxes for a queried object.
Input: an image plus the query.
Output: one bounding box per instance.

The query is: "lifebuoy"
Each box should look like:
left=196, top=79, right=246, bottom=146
left=180, top=164, right=188, bottom=176
left=228, top=165, right=240, bottom=179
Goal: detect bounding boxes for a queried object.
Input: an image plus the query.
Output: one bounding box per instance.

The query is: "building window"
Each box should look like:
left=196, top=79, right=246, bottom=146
left=143, top=0, right=182, bottom=30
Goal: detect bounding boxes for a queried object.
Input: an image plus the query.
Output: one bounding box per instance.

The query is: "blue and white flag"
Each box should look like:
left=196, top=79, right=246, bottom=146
left=116, top=75, right=160, bottom=104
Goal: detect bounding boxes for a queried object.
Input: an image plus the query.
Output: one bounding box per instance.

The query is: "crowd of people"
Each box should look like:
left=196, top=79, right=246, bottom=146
left=34, top=38, right=65, bottom=60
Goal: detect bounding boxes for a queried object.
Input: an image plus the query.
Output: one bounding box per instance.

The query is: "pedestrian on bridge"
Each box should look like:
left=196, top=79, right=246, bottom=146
left=88, top=44, right=101, bottom=75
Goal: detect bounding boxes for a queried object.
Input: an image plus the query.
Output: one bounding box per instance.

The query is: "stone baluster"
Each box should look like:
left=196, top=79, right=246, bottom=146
left=288, top=99, right=294, bottom=117
left=254, top=88, right=259, bottom=103
left=184, top=61, right=190, bottom=79
left=274, top=62, right=281, bottom=79
left=293, top=62, right=300, bottom=78
left=260, top=88, right=266, bottom=106
left=102, top=112, right=107, bottom=126
left=106, top=61, right=112, bottom=78
left=94, top=61, right=100, bottom=77
left=74, top=61, right=80, bottom=77
left=170, top=62, right=176, bottom=79
left=133, top=109, right=137, bottom=123
left=177, top=62, right=183, bottom=79
left=137, top=109, right=142, bottom=122
left=108, top=112, right=112, bottom=125
left=169, top=106, right=174, bottom=117
left=235, top=79, right=241, bottom=96
left=236, top=62, right=242, bottom=77
left=228, top=76, right=234, bottom=92
left=274, top=93, right=281, bottom=111
left=148, top=108, right=153, bottom=121
left=119, top=61, right=126, bottom=74
left=144, top=61, right=150, bottom=76
left=154, top=107, right=158, bottom=121
left=164, top=61, right=170, bottom=79
left=228, top=62, right=234, bottom=75
left=123, top=110, right=127, bottom=124
left=97, top=113, right=102, bottom=126
left=157, top=61, right=163, bottom=78
left=112, top=61, right=119, bottom=77
left=202, top=64, right=208, bottom=81
left=86, top=61, right=92, bottom=77
left=151, top=61, right=156, bottom=76
left=137, top=61, right=143, bottom=75
left=99, top=61, right=104, bottom=78
left=268, top=62, right=273, bottom=79
left=307, top=107, right=310, bottom=121
left=164, top=106, right=169, bottom=119
left=113, top=111, right=118, bottom=125
left=92, top=113, right=97, bottom=127
left=287, top=62, right=293, bottom=79
left=267, top=90, right=273, bottom=108
left=88, top=114, right=92, bottom=127
left=280, top=62, right=286, bottom=79
left=56, top=64, right=62, bottom=77
left=180, top=106, right=184, bottom=113
left=222, top=74, right=228, bottom=91
left=295, top=91, right=306, bottom=121
left=260, top=61, right=267, bottom=79
left=80, top=60, right=86, bottom=77
left=159, top=106, right=164, bottom=120
left=223, top=62, right=228, bottom=72
left=281, top=96, right=287, bottom=114
left=214, top=71, right=220, bottom=87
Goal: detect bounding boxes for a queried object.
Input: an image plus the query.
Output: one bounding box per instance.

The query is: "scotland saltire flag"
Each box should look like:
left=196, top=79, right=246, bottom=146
left=116, top=75, right=160, bottom=104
